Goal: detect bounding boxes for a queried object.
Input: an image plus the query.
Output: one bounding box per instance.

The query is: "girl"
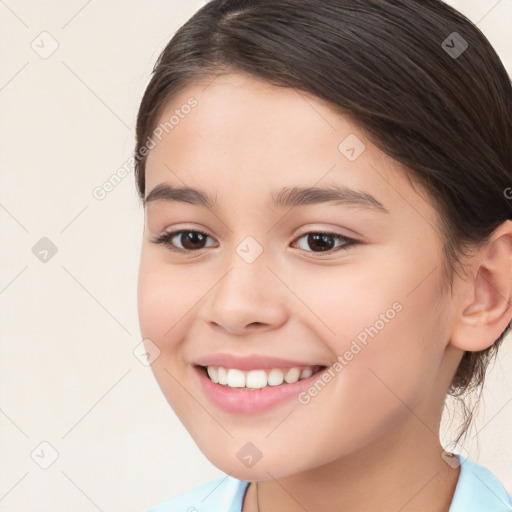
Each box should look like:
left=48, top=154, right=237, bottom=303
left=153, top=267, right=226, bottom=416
left=135, top=1, right=512, bottom=510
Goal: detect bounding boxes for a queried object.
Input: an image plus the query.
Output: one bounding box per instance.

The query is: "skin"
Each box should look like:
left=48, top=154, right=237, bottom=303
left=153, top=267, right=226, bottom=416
left=137, top=71, right=512, bottom=512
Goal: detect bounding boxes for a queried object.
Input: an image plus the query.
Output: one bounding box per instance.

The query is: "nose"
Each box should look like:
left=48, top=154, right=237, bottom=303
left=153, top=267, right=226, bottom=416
left=200, top=252, right=287, bottom=336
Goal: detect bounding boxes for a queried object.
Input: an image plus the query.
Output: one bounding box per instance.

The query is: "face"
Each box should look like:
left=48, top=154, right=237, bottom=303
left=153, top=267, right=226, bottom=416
left=137, top=71, right=461, bottom=481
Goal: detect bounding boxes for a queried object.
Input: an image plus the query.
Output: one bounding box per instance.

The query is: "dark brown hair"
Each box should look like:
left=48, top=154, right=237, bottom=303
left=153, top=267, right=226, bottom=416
left=134, top=0, right=512, bottom=445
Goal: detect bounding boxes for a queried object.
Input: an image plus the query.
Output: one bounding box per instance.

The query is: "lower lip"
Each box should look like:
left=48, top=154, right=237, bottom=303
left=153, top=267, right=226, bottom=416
left=194, top=365, right=326, bottom=414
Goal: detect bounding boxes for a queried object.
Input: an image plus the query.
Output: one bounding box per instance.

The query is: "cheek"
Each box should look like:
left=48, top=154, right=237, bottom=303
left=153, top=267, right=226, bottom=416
left=281, top=288, right=446, bottom=469
left=295, top=255, right=447, bottom=414
left=283, top=261, right=405, bottom=355
left=137, top=254, right=205, bottom=421
left=137, top=253, right=200, bottom=361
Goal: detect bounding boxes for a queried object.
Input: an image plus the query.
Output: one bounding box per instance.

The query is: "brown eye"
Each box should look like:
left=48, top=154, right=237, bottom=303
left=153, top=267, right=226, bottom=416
left=174, top=231, right=209, bottom=250
left=293, top=232, right=358, bottom=253
left=151, top=230, right=216, bottom=253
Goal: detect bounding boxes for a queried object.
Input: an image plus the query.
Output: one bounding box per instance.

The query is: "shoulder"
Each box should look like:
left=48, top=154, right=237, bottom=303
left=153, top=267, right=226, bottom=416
left=450, top=454, right=512, bottom=512
left=144, top=474, right=250, bottom=512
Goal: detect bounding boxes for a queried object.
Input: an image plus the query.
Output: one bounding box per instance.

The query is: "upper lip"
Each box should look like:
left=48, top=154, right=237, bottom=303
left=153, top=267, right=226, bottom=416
left=193, top=353, right=327, bottom=371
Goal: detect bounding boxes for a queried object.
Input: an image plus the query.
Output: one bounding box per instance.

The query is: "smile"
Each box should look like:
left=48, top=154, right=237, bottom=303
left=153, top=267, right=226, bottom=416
left=194, top=363, right=329, bottom=414
left=203, top=365, right=325, bottom=389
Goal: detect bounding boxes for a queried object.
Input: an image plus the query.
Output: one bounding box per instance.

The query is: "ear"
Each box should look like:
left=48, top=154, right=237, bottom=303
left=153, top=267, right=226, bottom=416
left=450, top=220, right=512, bottom=352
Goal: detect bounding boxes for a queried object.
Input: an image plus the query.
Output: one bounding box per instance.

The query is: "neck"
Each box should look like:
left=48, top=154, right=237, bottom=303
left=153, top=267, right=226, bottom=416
left=247, top=420, right=460, bottom=512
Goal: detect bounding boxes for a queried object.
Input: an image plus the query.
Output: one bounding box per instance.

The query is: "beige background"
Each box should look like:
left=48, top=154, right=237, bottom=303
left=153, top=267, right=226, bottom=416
left=0, top=1, right=511, bottom=511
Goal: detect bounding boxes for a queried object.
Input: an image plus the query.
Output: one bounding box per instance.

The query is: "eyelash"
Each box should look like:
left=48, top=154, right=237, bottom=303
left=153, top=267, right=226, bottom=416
left=150, top=229, right=359, bottom=255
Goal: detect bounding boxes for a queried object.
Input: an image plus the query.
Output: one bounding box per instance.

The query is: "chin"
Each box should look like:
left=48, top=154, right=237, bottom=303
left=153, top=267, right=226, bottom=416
left=200, top=446, right=303, bottom=482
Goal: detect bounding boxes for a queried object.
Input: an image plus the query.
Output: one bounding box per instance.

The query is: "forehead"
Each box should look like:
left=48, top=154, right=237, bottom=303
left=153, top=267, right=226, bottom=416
left=146, top=71, right=366, bottom=173
left=144, top=72, right=438, bottom=230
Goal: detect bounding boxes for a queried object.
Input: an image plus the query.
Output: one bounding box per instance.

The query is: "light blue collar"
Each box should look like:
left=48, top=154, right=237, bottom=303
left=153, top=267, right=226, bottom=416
left=146, top=453, right=512, bottom=512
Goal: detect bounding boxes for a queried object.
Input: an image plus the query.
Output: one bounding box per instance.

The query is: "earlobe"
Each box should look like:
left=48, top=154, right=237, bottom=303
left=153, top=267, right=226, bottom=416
left=449, top=221, right=512, bottom=352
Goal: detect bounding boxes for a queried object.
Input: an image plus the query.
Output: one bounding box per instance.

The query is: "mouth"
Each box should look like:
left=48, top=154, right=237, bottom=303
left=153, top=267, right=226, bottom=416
left=197, top=364, right=327, bottom=390
left=194, top=362, right=330, bottom=414
left=192, top=352, right=333, bottom=414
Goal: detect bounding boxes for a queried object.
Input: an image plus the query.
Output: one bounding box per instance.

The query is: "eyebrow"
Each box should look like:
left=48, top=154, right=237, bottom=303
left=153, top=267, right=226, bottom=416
left=143, top=182, right=389, bottom=214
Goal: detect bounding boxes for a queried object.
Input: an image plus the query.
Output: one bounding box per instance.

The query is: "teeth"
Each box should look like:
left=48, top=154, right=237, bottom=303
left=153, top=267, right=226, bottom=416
left=300, top=367, right=313, bottom=379
left=267, top=368, right=284, bottom=386
left=207, top=366, right=219, bottom=383
left=246, top=369, right=268, bottom=389
left=204, top=365, right=321, bottom=389
left=217, top=367, right=228, bottom=385
left=284, top=367, right=301, bottom=383
left=226, top=369, right=245, bottom=388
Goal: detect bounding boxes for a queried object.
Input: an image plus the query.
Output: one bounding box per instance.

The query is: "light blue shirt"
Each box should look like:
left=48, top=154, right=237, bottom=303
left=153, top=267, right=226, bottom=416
left=145, top=454, right=512, bottom=512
